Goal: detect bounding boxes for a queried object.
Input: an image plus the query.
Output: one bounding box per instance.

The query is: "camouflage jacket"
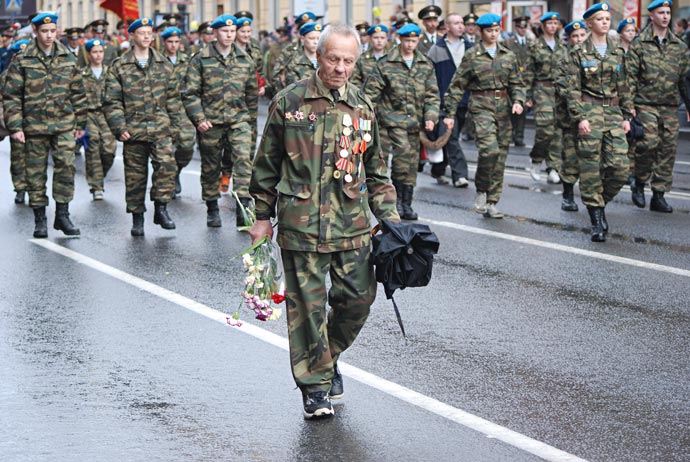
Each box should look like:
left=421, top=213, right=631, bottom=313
left=102, top=47, right=182, bottom=141
left=442, top=42, right=525, bottom=116
left=626, top=25, right=690, bottom=107
left=284, top=51, right=318, bottom=88
left=182, top=42, right=258, bottom=127
left=350, top=49, right=387, bottom=89
left=271, top=40, right=302, bottom=92
left=525, top=36, right=564, bottom=99
left=81, top=65, right=109, bottom=111
left=3, top=40, right=86, bottom=134
left=565, top=36, right=633, bottom=122
left=250, top=74, right=399, bottom=253
left=365, top=46, right=440, bottom=131
left=165, top=50, right=190, bottom=84
left=554, top=45, right=576, bottom=128
left=504, top=35, right=531, bottom=74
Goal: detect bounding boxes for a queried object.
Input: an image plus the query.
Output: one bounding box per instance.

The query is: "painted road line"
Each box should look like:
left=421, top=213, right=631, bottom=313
left=31, top=239, right=588, bottom=462
left=422, top=218, right=690, bottom=279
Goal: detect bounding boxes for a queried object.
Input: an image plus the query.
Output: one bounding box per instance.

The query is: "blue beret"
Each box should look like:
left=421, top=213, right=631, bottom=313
left=367, top=24, right=389, bottom=35
left=583, top=2, right=610, bottom=19
left=617, top=17, right=636, bottom=33
left=32, top=13, right=59, bottom=26
left=85, top=38, right=105, bottom=51
left=397, top=23, right=422, bottom=37
left=235, top=17, right=252, bottom=28
left=476, top=13, right=502, bottom=29
left=128, top=18, right=153, bottom=33
left=296, top=11, right=317, bottom=23
left=299, top=22, right=322, bottom=36
left=565, top=20, right=587, bottom=36
left=210, top=14, right=237, bottom=29
left=10, top=39, right=30, bottom=52
left=161, top=27, right=182, bottom=40
left=648, top=0, right=671, bottom=11
left=539, top=11, right=560, bottom=23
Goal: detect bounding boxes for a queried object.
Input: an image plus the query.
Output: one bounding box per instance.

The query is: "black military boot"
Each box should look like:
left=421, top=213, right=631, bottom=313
left=650, top=190, right=673, bottom=213
left=236, top=197, right=253, bottom=229
left=401, top=185, right=418, bottom=221
left=601, top=206, right=609, bottom=235
left=131, top=212, right=145, bottom=237
left=33, top=206, right=48, bottom=238
left=631, top=180, right=645, bottom=208
left=53, top=202, right=80, bottom=236
left=14, top=190, right=26, bottom=204
left=392, top=181, right=404, bottom=217
left=175, top=171, right=182, bottom=195
left=153, top=202, right=176, bottom=229
left=207, top=200, right=222, bottom=227
left=561, top=183, right=578, bottom=212
left=587, top=206, right=606, bottom=243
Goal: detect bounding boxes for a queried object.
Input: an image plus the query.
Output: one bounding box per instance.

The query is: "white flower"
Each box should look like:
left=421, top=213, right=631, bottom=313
left=245, top=275, right=255, bottom=285
left=268, top=308, right=282, bottom=321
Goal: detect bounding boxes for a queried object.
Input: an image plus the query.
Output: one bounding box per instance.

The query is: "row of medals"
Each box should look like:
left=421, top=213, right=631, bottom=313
left=335, top=112, right=372, bottom=183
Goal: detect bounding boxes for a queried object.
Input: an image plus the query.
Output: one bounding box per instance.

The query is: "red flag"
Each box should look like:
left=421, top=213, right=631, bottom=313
left=99, top=0, right=139, bottom=21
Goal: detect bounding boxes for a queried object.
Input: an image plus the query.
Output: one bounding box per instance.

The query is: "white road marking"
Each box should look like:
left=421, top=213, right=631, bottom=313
left=422, top=218, right=690, bottom=278
left=31, top=239, right=587, bottom=462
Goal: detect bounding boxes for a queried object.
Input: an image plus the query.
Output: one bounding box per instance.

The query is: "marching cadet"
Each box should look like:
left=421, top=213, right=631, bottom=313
left=554, top=20, right=588, bottom=213
left=417, top=5, right=442, bottom=55
left=627, top=0, right=690, bottom=213
left=3, top=13, right=87, bottom=238
left=81, top=38, right=116, bottom=201
left=103, top=18, right=183, bottom=236
left=526, top=12, right=564, bottom=184
left=460, top=13, right=479, bottom=141
left=2, top=39, right=31, bottom=205
left=565, top=2, right=633, bottom=242
left=262, top=26, right=291, bottom=100
left=351, top=24, right=389, bottom=88
left=182, top=14, right=258, bottom=229
left=366, top=23, right=440, bottom=220
left=270, top=11, right=316, bottom=93
left=617, top=17, right=638, bottom=183
left=234, top=11, right=264, bottom=75
left=355, top=22, right=370, bottom=52
left=505, top=16, right=531, bottom=147
left=161, top=27, right=196, bottom=198
left=283, top=22, right=322, bottom=88
left=443, top=13, right=526, bottom=219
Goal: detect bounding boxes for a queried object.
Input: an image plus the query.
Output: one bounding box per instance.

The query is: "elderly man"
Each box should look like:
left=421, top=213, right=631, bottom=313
left=249, top=24, right=399, bottom=419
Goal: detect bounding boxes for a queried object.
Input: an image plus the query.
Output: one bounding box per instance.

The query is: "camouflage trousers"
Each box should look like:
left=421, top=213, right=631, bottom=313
left=122, top=139, right=176, bottom=213
left=84, top=112, right=116, bottom=192
left=25, top=132, right=77, bottom=207
left=199, top=122, right=252, bottom=201
left=472, top=97, right=511, bottom=203
left=529, top=85, right=562, bottom=171
left=575, top=106, right=629, bottom=208
left=559, top=126, right=580, bottom=185
left=634, top=105, right=679, bottom=192
left=10, top=138, right=27, bottom=192
left=221, top=114, right=258, bottom=175
left=382, top=126, right=420, bottom=186
left=281, top=246, right=376, bottom=394
left=174, top=116, right=196, bottom=170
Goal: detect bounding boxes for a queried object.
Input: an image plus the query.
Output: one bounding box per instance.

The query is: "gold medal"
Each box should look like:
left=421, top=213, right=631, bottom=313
left=333, top=170, right=341, bottom=179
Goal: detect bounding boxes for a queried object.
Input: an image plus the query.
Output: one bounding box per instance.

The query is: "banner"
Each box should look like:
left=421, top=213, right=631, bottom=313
left=99, top=0, right=139, bottom=21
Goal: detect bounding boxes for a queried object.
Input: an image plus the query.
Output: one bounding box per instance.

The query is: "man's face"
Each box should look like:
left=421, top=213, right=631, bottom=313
left=399, top=36, right=420, bottom=55
left=164, top=36, right=180, bottom=55
left=466, top=23, right=477, bottom=35
left=215, top=25, right=236, bottom=48
left=650, top=7, right=671, bottom=29
left=359, top=33, right=369, bottom=44
left=88, top=45, right=104, bottom=65
left=569, top=28, right=587, bottom=45
left=446, top=16, right=465, bottom=39
left=370, top=31, right=388, bottom=52
left=189, top=31, right=199, bottom=42
left=34, top=23, right=57, bottom=49
left=515, top=24, right=527, bottom=37
left=301, top=31, right=321, bottom=54
left=202, top=30, right=215, bottom=44
left=542, top=18, right=560, bottom=36
left=316, top=33, right=359, bottom=89
left=131, top=26, right=153, bottom=48
left=422, top=17, right=439, bottom=33
left=67, top=37, right=80, bottom=48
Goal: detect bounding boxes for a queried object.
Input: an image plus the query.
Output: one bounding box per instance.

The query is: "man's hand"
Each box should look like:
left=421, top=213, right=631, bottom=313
left=424, top=120, right=435, bottom=132
left=198, top=120, right=213, bottom=133
left=249, top=219, right=273, bottom=244
left=443, top=117, right=455, bottom=130
left=525, top=100, right=533, bottom=108
left=622, top=120, right=631, bottom=133
left=119, top=131, right=131, bottom=141
left=578, top=119, right=591, bottom=135
left=10, top=131, right=25, bottom=143
left=74, top=129, right=84, bottom=140
left=512, top=103, right=523, bottom=115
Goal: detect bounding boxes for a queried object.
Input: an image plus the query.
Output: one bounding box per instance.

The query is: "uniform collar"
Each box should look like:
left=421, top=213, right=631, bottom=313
left=305, top=72, right=355, bottom=108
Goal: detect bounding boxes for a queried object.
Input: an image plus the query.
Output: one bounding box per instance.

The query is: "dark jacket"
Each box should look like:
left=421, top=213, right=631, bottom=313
left=426, top=35, right=472, bottom=112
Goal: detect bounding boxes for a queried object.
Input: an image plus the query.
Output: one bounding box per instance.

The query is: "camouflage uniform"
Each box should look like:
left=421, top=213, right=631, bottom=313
left=350, top=48, right=388, bottom=89
left=627, top=25, right=690, bottom=194
left=182, top=42, right=258, bottom=202
left=271, top=41, right=301, bottom=93
left=526, top=36, right=564, bottom=172
left=504, top=34, right=530, bottom=145
left=249, top=74, right=399, bottom=394
left=102, top=48, right=182, bottom=213
left=3, top=40, right=86, bottom=207
left=443, top=43, right=526, bottom=205
left=554, top=45, right=579, bottom=186
left=0, top=69, right=27, bottom=195
left=81, top=64, right=116, bottom=193
left=565, top=37, right=633, bottom=208
left=166, top=50, right=196, bottom=173
left=284, top=50, right=318, bottom=88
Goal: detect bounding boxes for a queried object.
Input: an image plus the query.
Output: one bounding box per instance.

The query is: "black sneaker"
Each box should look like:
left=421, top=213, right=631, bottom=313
left=329, top=366, right=344, bottom=400
left=302, top=391, right=334, bottom=419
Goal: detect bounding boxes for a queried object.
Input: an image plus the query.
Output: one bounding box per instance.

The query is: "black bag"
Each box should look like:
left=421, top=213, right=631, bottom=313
left=627, top=116, right=644, bottom=141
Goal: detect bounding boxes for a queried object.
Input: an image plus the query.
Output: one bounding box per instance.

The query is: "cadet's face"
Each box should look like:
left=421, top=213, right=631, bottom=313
left=35, top=23, right=57, bottom=49
left=650, top=7, right=671, bottom=29
left=569, top=28, right=588, bottom=45
left=370, top=31, right=388, bottom=52
left=316, top=34, right=359, bottom=89
left=132, top=26, right=153, bottom=48
left=399, top=36, right=420, bottom=55
left=237, top=25, right=252, bottom=45
left=301, top=31, right=321, bottom=53
left=164, top=36, right=180, bottom=54
left=215, top=25, right=236, bottom=47
left=620, top=24, right=636, bottom=43
left=587, top=12, right=610, bottom=35
left=423, top=18, right=439, bottom=33
left=480, top=25, right=501, bottom=45
left=88, top=46, right=104, bottom=65
left=542, top=19, right=560, bottom=36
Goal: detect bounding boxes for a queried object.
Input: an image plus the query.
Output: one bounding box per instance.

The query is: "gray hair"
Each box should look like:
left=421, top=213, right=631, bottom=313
left=316, top=23, right=362, bottom=60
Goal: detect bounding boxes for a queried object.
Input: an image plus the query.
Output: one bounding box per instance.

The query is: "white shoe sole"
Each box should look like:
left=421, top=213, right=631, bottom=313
left=303, top=406, right=335, bottom=419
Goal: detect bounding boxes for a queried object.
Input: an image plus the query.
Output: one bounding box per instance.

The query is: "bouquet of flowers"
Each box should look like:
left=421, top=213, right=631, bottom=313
left=227, top=194, right=285, bottom=327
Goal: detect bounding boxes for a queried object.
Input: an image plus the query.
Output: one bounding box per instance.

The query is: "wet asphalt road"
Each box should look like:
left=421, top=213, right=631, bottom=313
left=1, top=106, right=689, bottom=462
